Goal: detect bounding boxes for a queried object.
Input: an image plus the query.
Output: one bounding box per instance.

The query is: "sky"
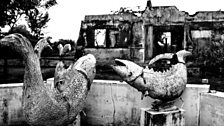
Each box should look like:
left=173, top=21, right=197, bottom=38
left=44, top=0, right=224, bottom=41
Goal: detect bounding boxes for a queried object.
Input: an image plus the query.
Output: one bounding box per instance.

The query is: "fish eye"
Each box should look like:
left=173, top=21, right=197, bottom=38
left=128, top=72, right=133, bottom=77
left=55, top=80, right=64, bottom=87
left=59, top=80, right=64, bottom=85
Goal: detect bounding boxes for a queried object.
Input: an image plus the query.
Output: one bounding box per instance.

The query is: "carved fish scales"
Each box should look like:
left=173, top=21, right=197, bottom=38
left=143, top=63, right=187, bottom=101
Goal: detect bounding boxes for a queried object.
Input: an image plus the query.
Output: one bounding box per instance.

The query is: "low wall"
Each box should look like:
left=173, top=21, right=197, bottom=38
left=47, top=79, right=210, bottom=126
left=84, top=81, right=209, bottom=126
left=0, top=83, right=26, bottom=126
left=0, top=79, right=210, bottom=126
left=199, top=92, right=224, bottom=126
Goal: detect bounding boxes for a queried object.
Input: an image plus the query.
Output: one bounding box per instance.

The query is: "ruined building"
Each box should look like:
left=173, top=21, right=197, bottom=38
left=77, top=1, right=224, bottom=67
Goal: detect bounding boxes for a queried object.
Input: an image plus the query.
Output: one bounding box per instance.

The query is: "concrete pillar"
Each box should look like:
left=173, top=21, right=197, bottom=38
left=140, top=108, right=185, bottom=126
left=183, top=24, right=190, bottom=50
left=145, top=25, right=153, bottom=60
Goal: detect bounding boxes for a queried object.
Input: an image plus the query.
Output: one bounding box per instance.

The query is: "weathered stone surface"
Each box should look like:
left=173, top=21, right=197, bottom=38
left=0, top=33, right=96, bottom=126
left=112, top=50, right=191, bottom=101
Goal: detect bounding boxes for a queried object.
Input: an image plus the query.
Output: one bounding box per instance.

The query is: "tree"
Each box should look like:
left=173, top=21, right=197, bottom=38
left=0, top=0, right=57, bottom=38
left=9, top=25, right=38, bottom=46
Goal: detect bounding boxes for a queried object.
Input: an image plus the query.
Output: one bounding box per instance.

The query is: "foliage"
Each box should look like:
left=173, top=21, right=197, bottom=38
left=192, top=32, right=224, bottom=67
left=194, top=42, right=224, bottom=66
left=0, top=0, right=57, bottom=38
left=53, top=39, right=76, bottom=51
left=9, top=25, right=38, bottom=46
left=57, top=39, right=75, bottom=46
left=111, top=6, right=143, bottom=16
left=0, top=25, right=39, bottom=58
left=9, top=25, right=30, bottom=37
left=49, top=39, right=76, bottom=56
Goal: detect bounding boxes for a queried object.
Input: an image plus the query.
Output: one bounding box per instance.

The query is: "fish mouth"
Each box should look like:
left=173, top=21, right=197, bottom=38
left=112, top=59, right=144, bottom=80
left=111, top=59, right=129, bottom=72
left=148, top=53, right=174, bottom=65
left=114, top=59, right=126, bottom=66
left=112, top=59, right=130, bottom=73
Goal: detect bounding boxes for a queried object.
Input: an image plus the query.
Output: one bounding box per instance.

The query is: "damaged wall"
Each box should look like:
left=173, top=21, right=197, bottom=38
left=142, top=6, right=188, bottom=59
left=78, top=13, right=145, bottom=63
left=78, top=4, right=224, bottom=66
left=78, top=6, right=189, bottom=63
left=189, top=11, right=224, bottom=22
left=142, top=6, right=188, bottom=26
left=82, top=14, right=139, bottom=49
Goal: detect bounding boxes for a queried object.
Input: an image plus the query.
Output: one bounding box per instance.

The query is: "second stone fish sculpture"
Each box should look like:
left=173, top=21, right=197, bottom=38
left=112, top=50, right=191, bottom=109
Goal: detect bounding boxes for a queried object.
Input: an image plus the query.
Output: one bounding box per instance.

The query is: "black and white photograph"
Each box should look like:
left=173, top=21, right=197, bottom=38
left=0, top=0, right=223, bottom=126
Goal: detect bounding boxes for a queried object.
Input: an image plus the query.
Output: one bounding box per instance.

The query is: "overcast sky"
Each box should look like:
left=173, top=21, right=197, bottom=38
left=44, top=0, right=224, bottom=41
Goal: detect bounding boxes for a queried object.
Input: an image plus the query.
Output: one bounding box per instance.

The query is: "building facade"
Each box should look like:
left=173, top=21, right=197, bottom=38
left=77, top=1, right=224, bottom=67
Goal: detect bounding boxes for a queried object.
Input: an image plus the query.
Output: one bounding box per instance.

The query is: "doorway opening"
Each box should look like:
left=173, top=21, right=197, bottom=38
left=153, top=26, right=184, bottom=56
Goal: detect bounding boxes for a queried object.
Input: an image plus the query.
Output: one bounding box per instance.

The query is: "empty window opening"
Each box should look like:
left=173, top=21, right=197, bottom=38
left=94, top=29, right=106, bottom=47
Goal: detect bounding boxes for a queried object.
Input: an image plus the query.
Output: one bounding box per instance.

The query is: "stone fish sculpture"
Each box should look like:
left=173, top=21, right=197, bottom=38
left=0, top=33, right=96, bottom=126
left=112, top=50, right=191, bottom=109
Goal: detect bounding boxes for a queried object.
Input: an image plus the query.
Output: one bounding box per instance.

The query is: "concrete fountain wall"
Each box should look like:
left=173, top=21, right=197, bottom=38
left=79, top=80, right=210, bottom=126
left=199, top=91, right=224, bottom=126
left=0, top=79, right=212, bottom=126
